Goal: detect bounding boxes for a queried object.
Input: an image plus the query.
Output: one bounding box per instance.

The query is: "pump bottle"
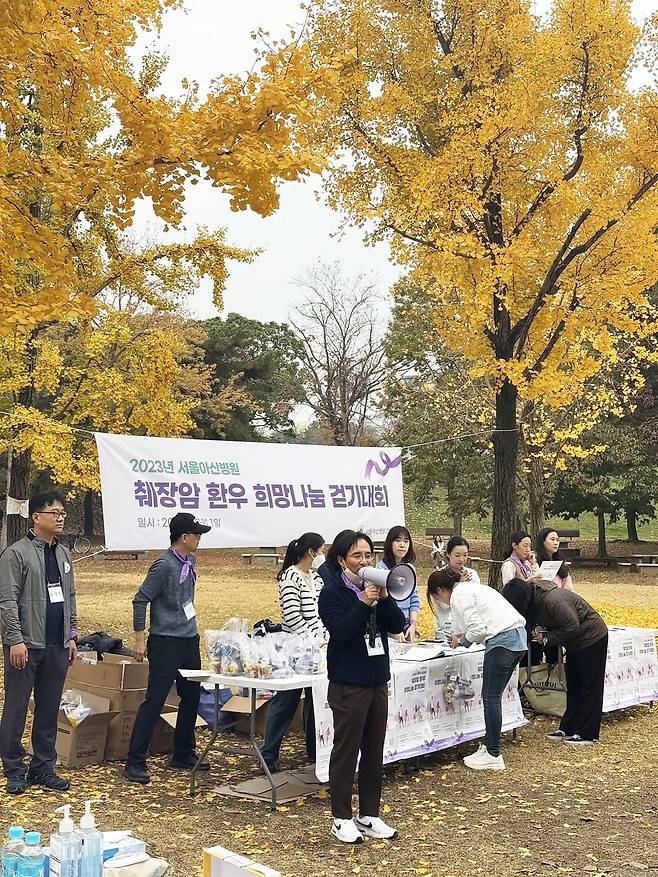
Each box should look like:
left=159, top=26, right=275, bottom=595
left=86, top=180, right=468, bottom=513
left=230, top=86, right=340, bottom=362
left=76, top=802, right=102, bottom=877
left=49, top=806, right=79, bottom=877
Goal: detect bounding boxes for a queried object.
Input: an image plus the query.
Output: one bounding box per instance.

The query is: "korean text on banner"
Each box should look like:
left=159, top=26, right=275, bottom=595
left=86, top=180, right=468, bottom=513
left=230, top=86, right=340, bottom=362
left=95, top=433, right=404, bottom=551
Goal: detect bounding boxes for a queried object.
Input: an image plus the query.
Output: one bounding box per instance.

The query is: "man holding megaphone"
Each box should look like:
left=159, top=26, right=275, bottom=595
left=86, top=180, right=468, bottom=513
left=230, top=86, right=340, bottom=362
left=318, top=530, right=406, bottom=845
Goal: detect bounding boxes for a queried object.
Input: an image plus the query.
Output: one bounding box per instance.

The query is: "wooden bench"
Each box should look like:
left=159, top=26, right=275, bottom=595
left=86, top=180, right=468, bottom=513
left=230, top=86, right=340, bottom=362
left=93, top=550, right=147, bottom=561
left=425, top=527, right=456, bottom=538
left=556, top=529, right=581, bottom=560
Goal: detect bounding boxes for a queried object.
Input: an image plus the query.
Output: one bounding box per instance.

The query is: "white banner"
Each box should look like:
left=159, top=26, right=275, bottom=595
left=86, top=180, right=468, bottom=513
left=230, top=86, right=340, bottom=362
left=95, top=433, right=404, bottom=550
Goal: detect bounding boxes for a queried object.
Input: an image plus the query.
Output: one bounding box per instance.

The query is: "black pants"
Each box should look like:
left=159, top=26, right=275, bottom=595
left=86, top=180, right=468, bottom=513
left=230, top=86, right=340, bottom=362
left=559, top=635, right=608, bottom=741
left=0, top=644, right=69, bottom=779
left=327, top=682, right=388, bottom=820
left=126, top=634, right=201, bottom=768
left=260, top=687, right=315, bottom=767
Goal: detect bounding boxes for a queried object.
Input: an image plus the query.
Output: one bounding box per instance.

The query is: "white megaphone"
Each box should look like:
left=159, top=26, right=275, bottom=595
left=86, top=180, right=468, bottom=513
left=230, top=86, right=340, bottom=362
left=358, top=563, right=416, bottom=602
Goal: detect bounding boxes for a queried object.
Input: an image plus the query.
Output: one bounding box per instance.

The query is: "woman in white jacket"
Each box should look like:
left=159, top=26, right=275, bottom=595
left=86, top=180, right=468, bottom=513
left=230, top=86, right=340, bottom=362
left=427, top=568, right=527, bottom=771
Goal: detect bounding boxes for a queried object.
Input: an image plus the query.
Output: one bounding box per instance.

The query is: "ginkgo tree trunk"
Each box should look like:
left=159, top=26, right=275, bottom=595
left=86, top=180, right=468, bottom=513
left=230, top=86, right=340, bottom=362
left=301, top=0, right=658, bottom=582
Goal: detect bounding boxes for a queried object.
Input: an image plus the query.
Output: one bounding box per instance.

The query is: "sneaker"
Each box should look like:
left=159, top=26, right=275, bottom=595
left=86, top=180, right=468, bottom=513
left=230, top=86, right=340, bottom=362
left=330, top=819, right=364, bottom=844
left=122, top=763, right=151, bottom=784
left=355, top=815, right=398, bottom=839
left=6, top=776, right=27, bottom=795
left=169, top=754, right=210, bottom=771
left=26, top=772, right=70, bottom=792
left=563, top=734, right=594, bottom=746
left=546, top=730, right=567, bottom=741
left=463, top=748, right=505, bottom=770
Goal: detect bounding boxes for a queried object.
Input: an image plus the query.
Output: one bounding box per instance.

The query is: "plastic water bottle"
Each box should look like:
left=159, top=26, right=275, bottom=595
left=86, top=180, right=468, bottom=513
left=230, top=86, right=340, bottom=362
left=49, top=805, right=79, bottom=877
left=1, top=826, right=25, bottom=877
left=17, top=833, right=44, bottom=877
left=76, top=801, right=102, bottom=877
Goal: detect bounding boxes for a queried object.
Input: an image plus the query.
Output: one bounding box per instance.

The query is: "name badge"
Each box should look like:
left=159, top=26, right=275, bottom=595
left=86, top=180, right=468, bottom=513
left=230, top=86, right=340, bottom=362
left=48, top=584, right=64, bottom=604
left=64, top=561, right=71, bottom=574
left=183, top=602, right=197, bottom=620
left=365, top=634, right=385, bottom=657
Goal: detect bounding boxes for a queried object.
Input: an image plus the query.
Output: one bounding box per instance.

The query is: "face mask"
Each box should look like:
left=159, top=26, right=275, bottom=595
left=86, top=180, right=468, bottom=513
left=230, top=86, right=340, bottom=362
left=311, top=553, right=325, bottom=570
left=342, top=567, right=362, bottom=585
left=438, top=601, right=451, bottom=610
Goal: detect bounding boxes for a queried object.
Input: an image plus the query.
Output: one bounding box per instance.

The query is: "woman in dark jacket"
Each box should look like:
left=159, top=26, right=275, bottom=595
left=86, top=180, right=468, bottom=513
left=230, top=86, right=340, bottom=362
left=502, top=578, right=608, bottom=745
left=318, top=529, right=405, bottom=844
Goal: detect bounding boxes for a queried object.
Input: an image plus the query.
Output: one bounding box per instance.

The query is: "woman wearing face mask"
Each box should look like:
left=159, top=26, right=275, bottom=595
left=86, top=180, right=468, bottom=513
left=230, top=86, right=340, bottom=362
left=443, top=536, right=481, bottom=585
left=377, top=526, right=419, bottom=642
left=427, top=567, right=527, bottom=771
left=260, top=532, right=325, bottom=773
left=318, top=529, right=405, bottom=844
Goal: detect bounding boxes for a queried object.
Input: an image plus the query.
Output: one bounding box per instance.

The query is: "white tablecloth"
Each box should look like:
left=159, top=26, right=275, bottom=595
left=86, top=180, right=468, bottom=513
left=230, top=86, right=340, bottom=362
left=311, top=646, right=526, bottom=783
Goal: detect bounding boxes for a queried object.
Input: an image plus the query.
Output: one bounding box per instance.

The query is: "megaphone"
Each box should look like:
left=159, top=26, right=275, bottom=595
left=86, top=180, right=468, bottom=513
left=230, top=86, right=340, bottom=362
left=358, top=563, right=416, bottom=602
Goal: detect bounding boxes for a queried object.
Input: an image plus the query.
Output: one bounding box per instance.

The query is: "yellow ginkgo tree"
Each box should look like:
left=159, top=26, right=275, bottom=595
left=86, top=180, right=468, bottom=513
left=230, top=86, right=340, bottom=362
left=0, top=0, right=328, bottom=542
left=301, top=0, right=658, bottom=573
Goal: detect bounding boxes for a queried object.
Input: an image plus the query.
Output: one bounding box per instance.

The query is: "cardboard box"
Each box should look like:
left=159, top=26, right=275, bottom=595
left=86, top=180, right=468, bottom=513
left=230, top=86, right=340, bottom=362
left=203, top=845, right=281, bottom=877
left=66, top=653, right=148, bottom=712
left=149, top=709, right=207, bottom=755
left=104, top=710, right=138, bottom=761
left=32, top=689, right=118, bottom=768
left=221, top=695, right=303, bottom=737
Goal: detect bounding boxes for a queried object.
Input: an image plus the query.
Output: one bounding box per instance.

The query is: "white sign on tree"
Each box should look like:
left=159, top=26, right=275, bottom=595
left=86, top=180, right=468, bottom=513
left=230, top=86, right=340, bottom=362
left=95, top=433, right=404, bottom=550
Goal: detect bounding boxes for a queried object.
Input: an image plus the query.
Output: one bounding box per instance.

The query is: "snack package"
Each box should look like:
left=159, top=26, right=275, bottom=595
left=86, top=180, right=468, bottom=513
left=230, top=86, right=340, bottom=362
left=60, top=689, right=93, bottom=726
left=205, top=617, right=250, bottom=676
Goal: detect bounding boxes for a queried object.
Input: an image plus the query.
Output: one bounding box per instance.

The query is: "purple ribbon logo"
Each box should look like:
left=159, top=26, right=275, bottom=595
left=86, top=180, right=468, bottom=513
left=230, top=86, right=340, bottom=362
left=365, top=450, right=402, bottom=479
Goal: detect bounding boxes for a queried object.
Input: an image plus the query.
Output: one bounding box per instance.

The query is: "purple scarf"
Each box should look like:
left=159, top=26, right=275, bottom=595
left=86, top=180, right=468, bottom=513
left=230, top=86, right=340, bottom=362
left=170, top=547, right=196, bottom=585
left=341, top=570, right=363, bottom=598
left=510, top=552, right=531, bottom=579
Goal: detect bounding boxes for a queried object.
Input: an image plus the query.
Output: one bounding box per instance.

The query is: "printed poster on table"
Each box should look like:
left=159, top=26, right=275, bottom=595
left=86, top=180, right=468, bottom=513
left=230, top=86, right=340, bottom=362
left=633, top=630, right=658, bottom=700
left=392, top=665, right=432, bottom=753
left=426, top=660, right=462, bottom=746
left=458, top=652, right=485, bottom=736
left=610, top=630, right=639, bottom=708
left=95, top=432, right=404, bottom=550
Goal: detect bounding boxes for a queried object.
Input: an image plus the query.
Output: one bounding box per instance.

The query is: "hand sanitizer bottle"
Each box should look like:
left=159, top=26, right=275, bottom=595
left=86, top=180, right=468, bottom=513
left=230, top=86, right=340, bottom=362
left=77, top=802, right=102, bottom=877
left=17, top=833, right=44, bottom=877
left=49, top=806, right=79, bottom=877
left=2, top=826, right=25, bottom=877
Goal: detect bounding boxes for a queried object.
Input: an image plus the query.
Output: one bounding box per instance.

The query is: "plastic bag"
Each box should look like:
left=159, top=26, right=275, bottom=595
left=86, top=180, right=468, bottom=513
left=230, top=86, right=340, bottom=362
left=60, top=689, right=93, bottom=726
left=205, top=617, right=250, bottom=676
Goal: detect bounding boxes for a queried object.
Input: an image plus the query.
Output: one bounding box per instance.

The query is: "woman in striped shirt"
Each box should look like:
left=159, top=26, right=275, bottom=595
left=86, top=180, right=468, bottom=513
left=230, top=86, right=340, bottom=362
left=260, top=532, right=325, bottom=772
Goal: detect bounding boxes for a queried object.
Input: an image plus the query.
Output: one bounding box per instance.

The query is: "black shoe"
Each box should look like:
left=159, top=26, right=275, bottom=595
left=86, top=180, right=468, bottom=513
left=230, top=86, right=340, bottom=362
left=6, top=776, right=27, bottom=795
left=169, top=754, right=210, bottom=771
left=26, top=772, right=70, bottom=792
left=123, top=763, right=150, bottom=784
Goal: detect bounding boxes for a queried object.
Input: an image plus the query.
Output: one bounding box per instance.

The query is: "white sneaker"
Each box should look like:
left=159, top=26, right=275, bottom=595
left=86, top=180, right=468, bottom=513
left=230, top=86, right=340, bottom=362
left=331, top=819, right=364, bottom=844
left=463, top=743, right=486, bottom=764
left=563, top=734, right=594, bottom=746
left=355, top=815, right=398, bottom=839
left=463, top=748, right=505, bottom=770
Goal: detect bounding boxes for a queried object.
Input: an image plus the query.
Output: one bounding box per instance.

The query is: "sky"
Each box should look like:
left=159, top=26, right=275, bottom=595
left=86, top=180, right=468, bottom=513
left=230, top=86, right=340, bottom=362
left=134, top=0, right=400, bottom=325
left=134, top=0, right=658, bottom=325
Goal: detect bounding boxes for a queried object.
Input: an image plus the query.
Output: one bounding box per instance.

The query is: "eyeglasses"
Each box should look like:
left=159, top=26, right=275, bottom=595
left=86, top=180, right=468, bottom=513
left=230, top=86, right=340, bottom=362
left=38, top=510, right=67, bottom=519
left=347, top=552, right=373, bottom=562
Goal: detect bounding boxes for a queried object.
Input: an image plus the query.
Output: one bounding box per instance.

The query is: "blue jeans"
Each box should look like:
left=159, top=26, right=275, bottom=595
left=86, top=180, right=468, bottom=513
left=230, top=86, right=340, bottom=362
left=260, top=688, right=315, bottom=767
left=482, top=647, right=524, bottom=757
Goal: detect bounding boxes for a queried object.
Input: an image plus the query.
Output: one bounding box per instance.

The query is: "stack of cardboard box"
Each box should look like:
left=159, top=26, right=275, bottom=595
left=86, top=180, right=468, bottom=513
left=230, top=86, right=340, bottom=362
left=65, top=654, right=149, bottom=760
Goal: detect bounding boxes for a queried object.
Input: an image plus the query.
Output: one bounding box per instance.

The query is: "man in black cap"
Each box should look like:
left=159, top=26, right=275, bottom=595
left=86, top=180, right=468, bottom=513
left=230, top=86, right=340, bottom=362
left=123, top=513, right=211, bottom=784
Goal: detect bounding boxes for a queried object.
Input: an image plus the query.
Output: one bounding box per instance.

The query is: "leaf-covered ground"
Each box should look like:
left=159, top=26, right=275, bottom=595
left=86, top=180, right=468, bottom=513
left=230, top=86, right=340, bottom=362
left=1, top=551, right=657, bottom=876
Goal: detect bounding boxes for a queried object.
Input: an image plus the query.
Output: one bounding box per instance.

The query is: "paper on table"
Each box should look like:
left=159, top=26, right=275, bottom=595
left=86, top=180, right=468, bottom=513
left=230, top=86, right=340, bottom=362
left=396, top=643, right=449, bottom=661
left=538, top=560, right=563, bottom=579
left=178, top=669, right=213, bottom=679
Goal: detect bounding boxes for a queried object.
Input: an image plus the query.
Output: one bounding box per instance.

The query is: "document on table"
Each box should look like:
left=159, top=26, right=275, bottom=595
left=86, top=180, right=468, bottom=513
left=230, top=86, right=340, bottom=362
left=396, top=643, right=452, bottom=661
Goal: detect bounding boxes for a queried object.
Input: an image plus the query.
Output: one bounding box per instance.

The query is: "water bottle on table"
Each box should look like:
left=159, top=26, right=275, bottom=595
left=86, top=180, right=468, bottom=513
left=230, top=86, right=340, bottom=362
left=17, top=833, right=43, bottom=877
left=2, top=826, right=25, bottom=877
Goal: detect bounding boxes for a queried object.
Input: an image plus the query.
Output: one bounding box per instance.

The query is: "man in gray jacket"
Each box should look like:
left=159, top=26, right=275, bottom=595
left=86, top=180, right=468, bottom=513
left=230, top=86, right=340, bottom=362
left=0, top=492, right=77, bottom=795
left=123, top=512, right=211, bottom=784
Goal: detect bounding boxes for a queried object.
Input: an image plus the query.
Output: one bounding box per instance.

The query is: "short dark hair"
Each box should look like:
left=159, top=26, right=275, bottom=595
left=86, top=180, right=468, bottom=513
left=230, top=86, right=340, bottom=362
left=382, top=525, right=415, bottom=567
left=505, top=530, right=530, bottom=560
left=29, top=492, right=65, bottom=520
left=446, top=535, right=470, bottom=556
left=330, top=530, right=375, bottom=566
